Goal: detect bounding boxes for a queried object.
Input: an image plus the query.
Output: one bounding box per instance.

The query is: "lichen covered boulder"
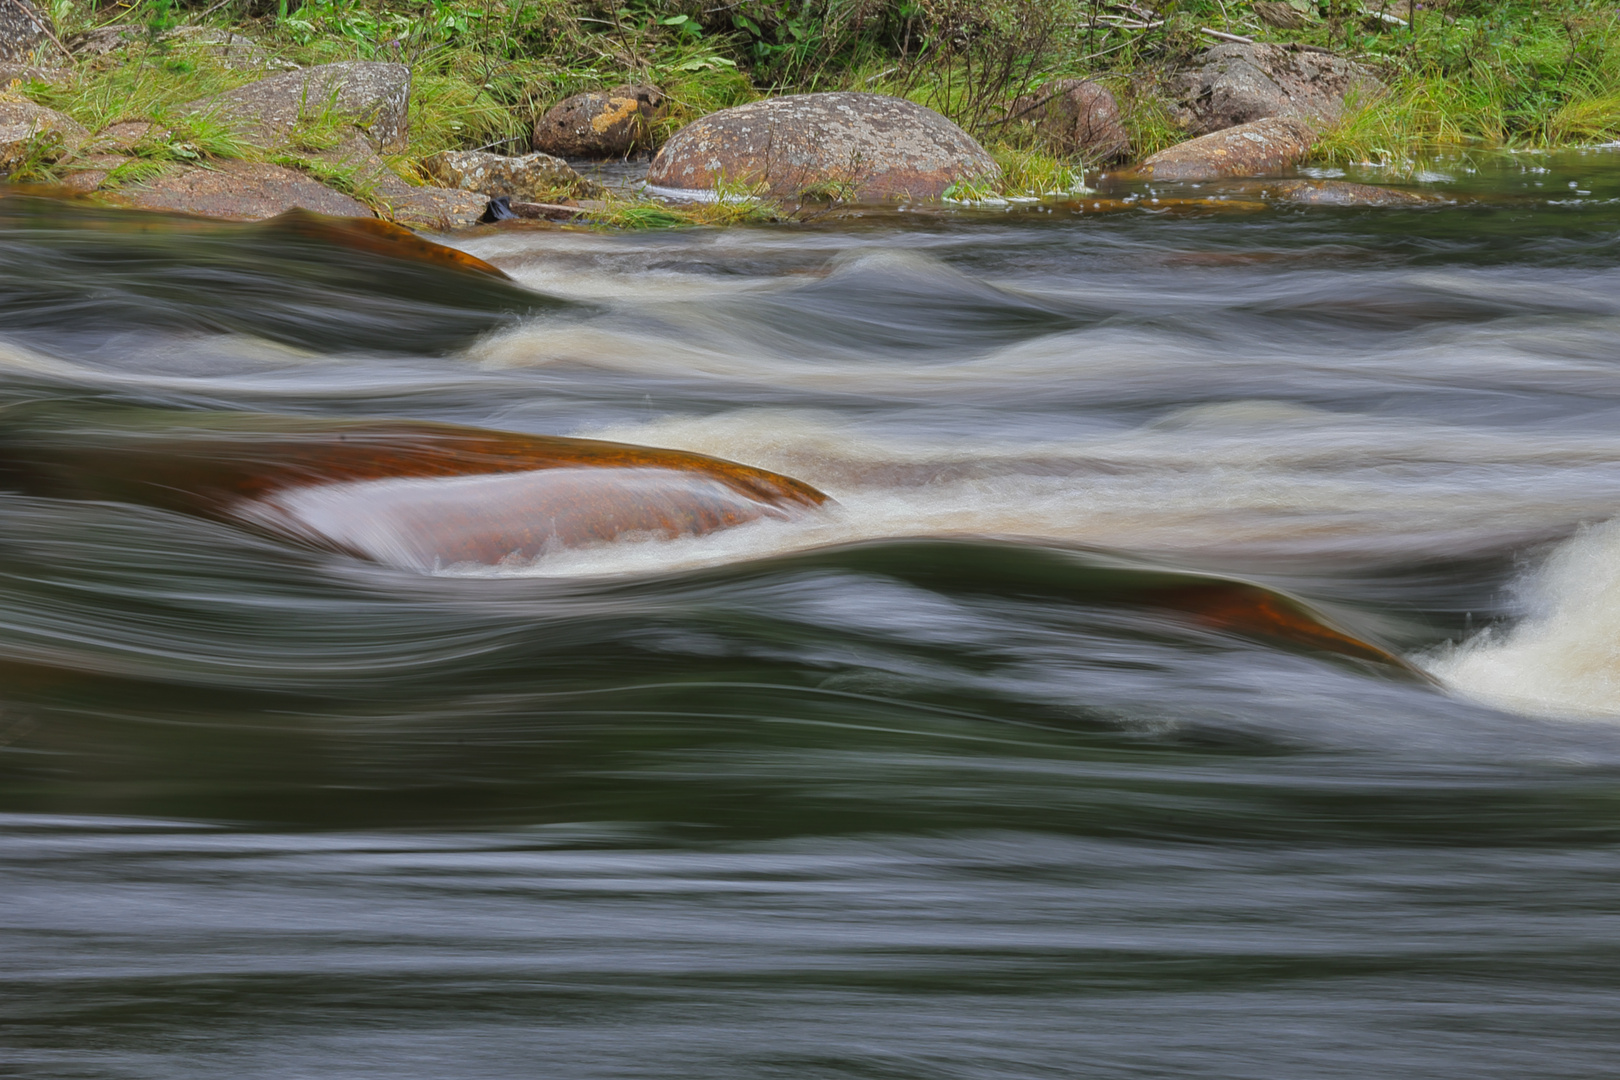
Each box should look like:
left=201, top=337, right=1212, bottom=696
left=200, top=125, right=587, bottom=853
left=532, top=84, right=664, bottom=159
left=1122, top=117, right=1315, bottom=182
left=647, top=92, right=998, bottom=201
left=422, top=149, right=596, bottom=200
left=183, top=61, right=409, bottom=151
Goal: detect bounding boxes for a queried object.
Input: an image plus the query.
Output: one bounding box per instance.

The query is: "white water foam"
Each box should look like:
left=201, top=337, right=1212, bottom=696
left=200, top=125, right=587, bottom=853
left=1428, top=518, right=1620, bottom=719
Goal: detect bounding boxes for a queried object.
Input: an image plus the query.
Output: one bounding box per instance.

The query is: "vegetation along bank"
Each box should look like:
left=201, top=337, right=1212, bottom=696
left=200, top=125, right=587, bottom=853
left=0, top=0, right=1615, bottom=228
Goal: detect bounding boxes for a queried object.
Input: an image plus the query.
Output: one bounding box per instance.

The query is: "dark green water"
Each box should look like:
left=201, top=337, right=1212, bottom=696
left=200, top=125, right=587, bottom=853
left=4, top=150, right=1620, bottom=1077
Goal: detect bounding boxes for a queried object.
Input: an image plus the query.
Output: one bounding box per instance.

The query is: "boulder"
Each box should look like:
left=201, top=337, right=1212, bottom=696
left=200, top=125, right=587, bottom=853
left=0, top=99, right=86, bottom=172
left=66, top=25, right=134, bottom=56
left=422, top=149, right=597, bottom=200
left=532, top=84, right=663, bottom=159
left=1122, top=117, right=1315, bottom=181
left=104, top=160, right=370, bottom=219
left=1170, top=42, right=1383, bottom=135
left=646, top=92, right=999, bottom=201
left=1007, top=79, right=1128, bottom=162
left=310, top=138, right=487, bottom=231
left=182, top=61, right=409, bottom=151
left=0, top=0, right=52, bottom=63
left=1264, top=179, right=1439, bottom=207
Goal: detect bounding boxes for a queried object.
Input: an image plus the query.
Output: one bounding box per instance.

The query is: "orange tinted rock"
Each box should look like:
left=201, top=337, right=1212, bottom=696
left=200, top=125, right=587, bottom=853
left=532, top=84, right=664, bottom=159
left=647, top=92, right=999, bottom=201
left=1121, top=117, right=1315, bottom=182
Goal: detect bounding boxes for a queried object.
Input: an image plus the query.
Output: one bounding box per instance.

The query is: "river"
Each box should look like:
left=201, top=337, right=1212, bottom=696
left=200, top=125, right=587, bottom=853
left=3, top=150, right=1620, bottom=1078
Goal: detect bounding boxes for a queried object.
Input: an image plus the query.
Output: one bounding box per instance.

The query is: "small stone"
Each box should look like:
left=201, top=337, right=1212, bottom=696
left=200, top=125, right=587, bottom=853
left=1253, top=1, right=1310, bottom=29
left=104, top=160, right=370, bottom=219
left=182, top=61, right=409, bottom=151
left=422, top=149, right=597, bottom=200
left=647, top=92, right=998, bottom=201
left=532, top=84, right=664, bottom=159
left=0, top=0, right=53, bottom=63
left=1122, top=117, right=1315, bottom=181
left=1007, top=79, right=1129, bottom=162
left=0, top=99, right=86, bottom=173
left=1170, top=42, right=1383, bottom=135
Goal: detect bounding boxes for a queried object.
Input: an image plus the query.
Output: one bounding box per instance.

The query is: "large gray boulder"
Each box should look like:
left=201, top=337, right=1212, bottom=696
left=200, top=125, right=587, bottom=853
left=0, top=0, right=52, bottom=63
left=1171, top=43, right=1383, bottom=136
left=647, top=92, right=998, bottom=201
left=183, top=61, right=409, bottom=151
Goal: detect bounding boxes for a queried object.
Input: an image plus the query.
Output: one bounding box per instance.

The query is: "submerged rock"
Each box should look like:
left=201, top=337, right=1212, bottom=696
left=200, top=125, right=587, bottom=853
left=0, top=407, right=831, bottom=570
left=1265, top=179, right=1440, bottom=207
left=183, top=61, right=409, bottom=151
left=0, top=99, right=85, bottom=172
left=1170, top=42, right=1382, bottom=135
left=647, top=92, right=998, bottom=201
left=532, top=84, right=664, bottom=159
left=105, top=160, right=370, bottom=220
left=422, top=149, right=596, bottom=200
left=1007, top=79, right=1129, bottom=162
left=0, top=0, right=52, bottom=63
left=1122, top=117, right=1315, bottom=181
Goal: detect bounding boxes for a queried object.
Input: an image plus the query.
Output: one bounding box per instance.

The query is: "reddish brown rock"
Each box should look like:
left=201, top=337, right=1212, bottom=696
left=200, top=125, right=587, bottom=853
left=532, top=84, right=664, bottom=159
left=0, top=409, right=831, bottom=569
left=104, top=160, right=370, bottom=220
left=1171, top=43, right=1383, bottom=136
left=647, top=92, right=998, bottom=201
left=1007, top=79, right=1129, bottom=162
left=1122, top=117, right=1315, bottom=182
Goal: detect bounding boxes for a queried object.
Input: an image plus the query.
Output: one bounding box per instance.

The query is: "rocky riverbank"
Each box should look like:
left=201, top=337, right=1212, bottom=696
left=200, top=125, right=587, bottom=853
left=0, top=1, right=1610, bottom=229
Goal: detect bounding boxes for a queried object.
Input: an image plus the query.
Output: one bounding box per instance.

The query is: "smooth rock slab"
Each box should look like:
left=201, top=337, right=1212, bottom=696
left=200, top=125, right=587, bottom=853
left=105, top=160, right=369, bottom=220
left=422, top=149, right=593, bottom=200
left=647, top=92, right=999, bottom=201
left=532, top=84, right=664, bottom=159
left=183, top=61, right=409, bottom=151
left=1123, top=117, right=1315, bottom=182
left=1171, top=43, right=1382, bottom=135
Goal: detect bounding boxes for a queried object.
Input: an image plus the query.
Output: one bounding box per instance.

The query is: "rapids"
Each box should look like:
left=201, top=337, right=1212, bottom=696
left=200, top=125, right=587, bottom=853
left=4, top=149, right=1620, bottom=1078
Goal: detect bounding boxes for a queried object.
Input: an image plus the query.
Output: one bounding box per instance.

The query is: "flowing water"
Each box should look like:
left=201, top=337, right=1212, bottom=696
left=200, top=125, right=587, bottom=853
left=4, top=150, right=1620, bottom=1078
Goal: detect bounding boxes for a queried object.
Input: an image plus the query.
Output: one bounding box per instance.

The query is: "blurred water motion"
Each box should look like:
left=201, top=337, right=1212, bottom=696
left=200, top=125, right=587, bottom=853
left=4, top=151, right=1620, bottom=1078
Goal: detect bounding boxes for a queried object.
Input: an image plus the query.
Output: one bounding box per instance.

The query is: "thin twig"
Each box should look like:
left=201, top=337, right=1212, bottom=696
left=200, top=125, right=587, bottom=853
left=1199, top=27, right=1255, bottom=44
